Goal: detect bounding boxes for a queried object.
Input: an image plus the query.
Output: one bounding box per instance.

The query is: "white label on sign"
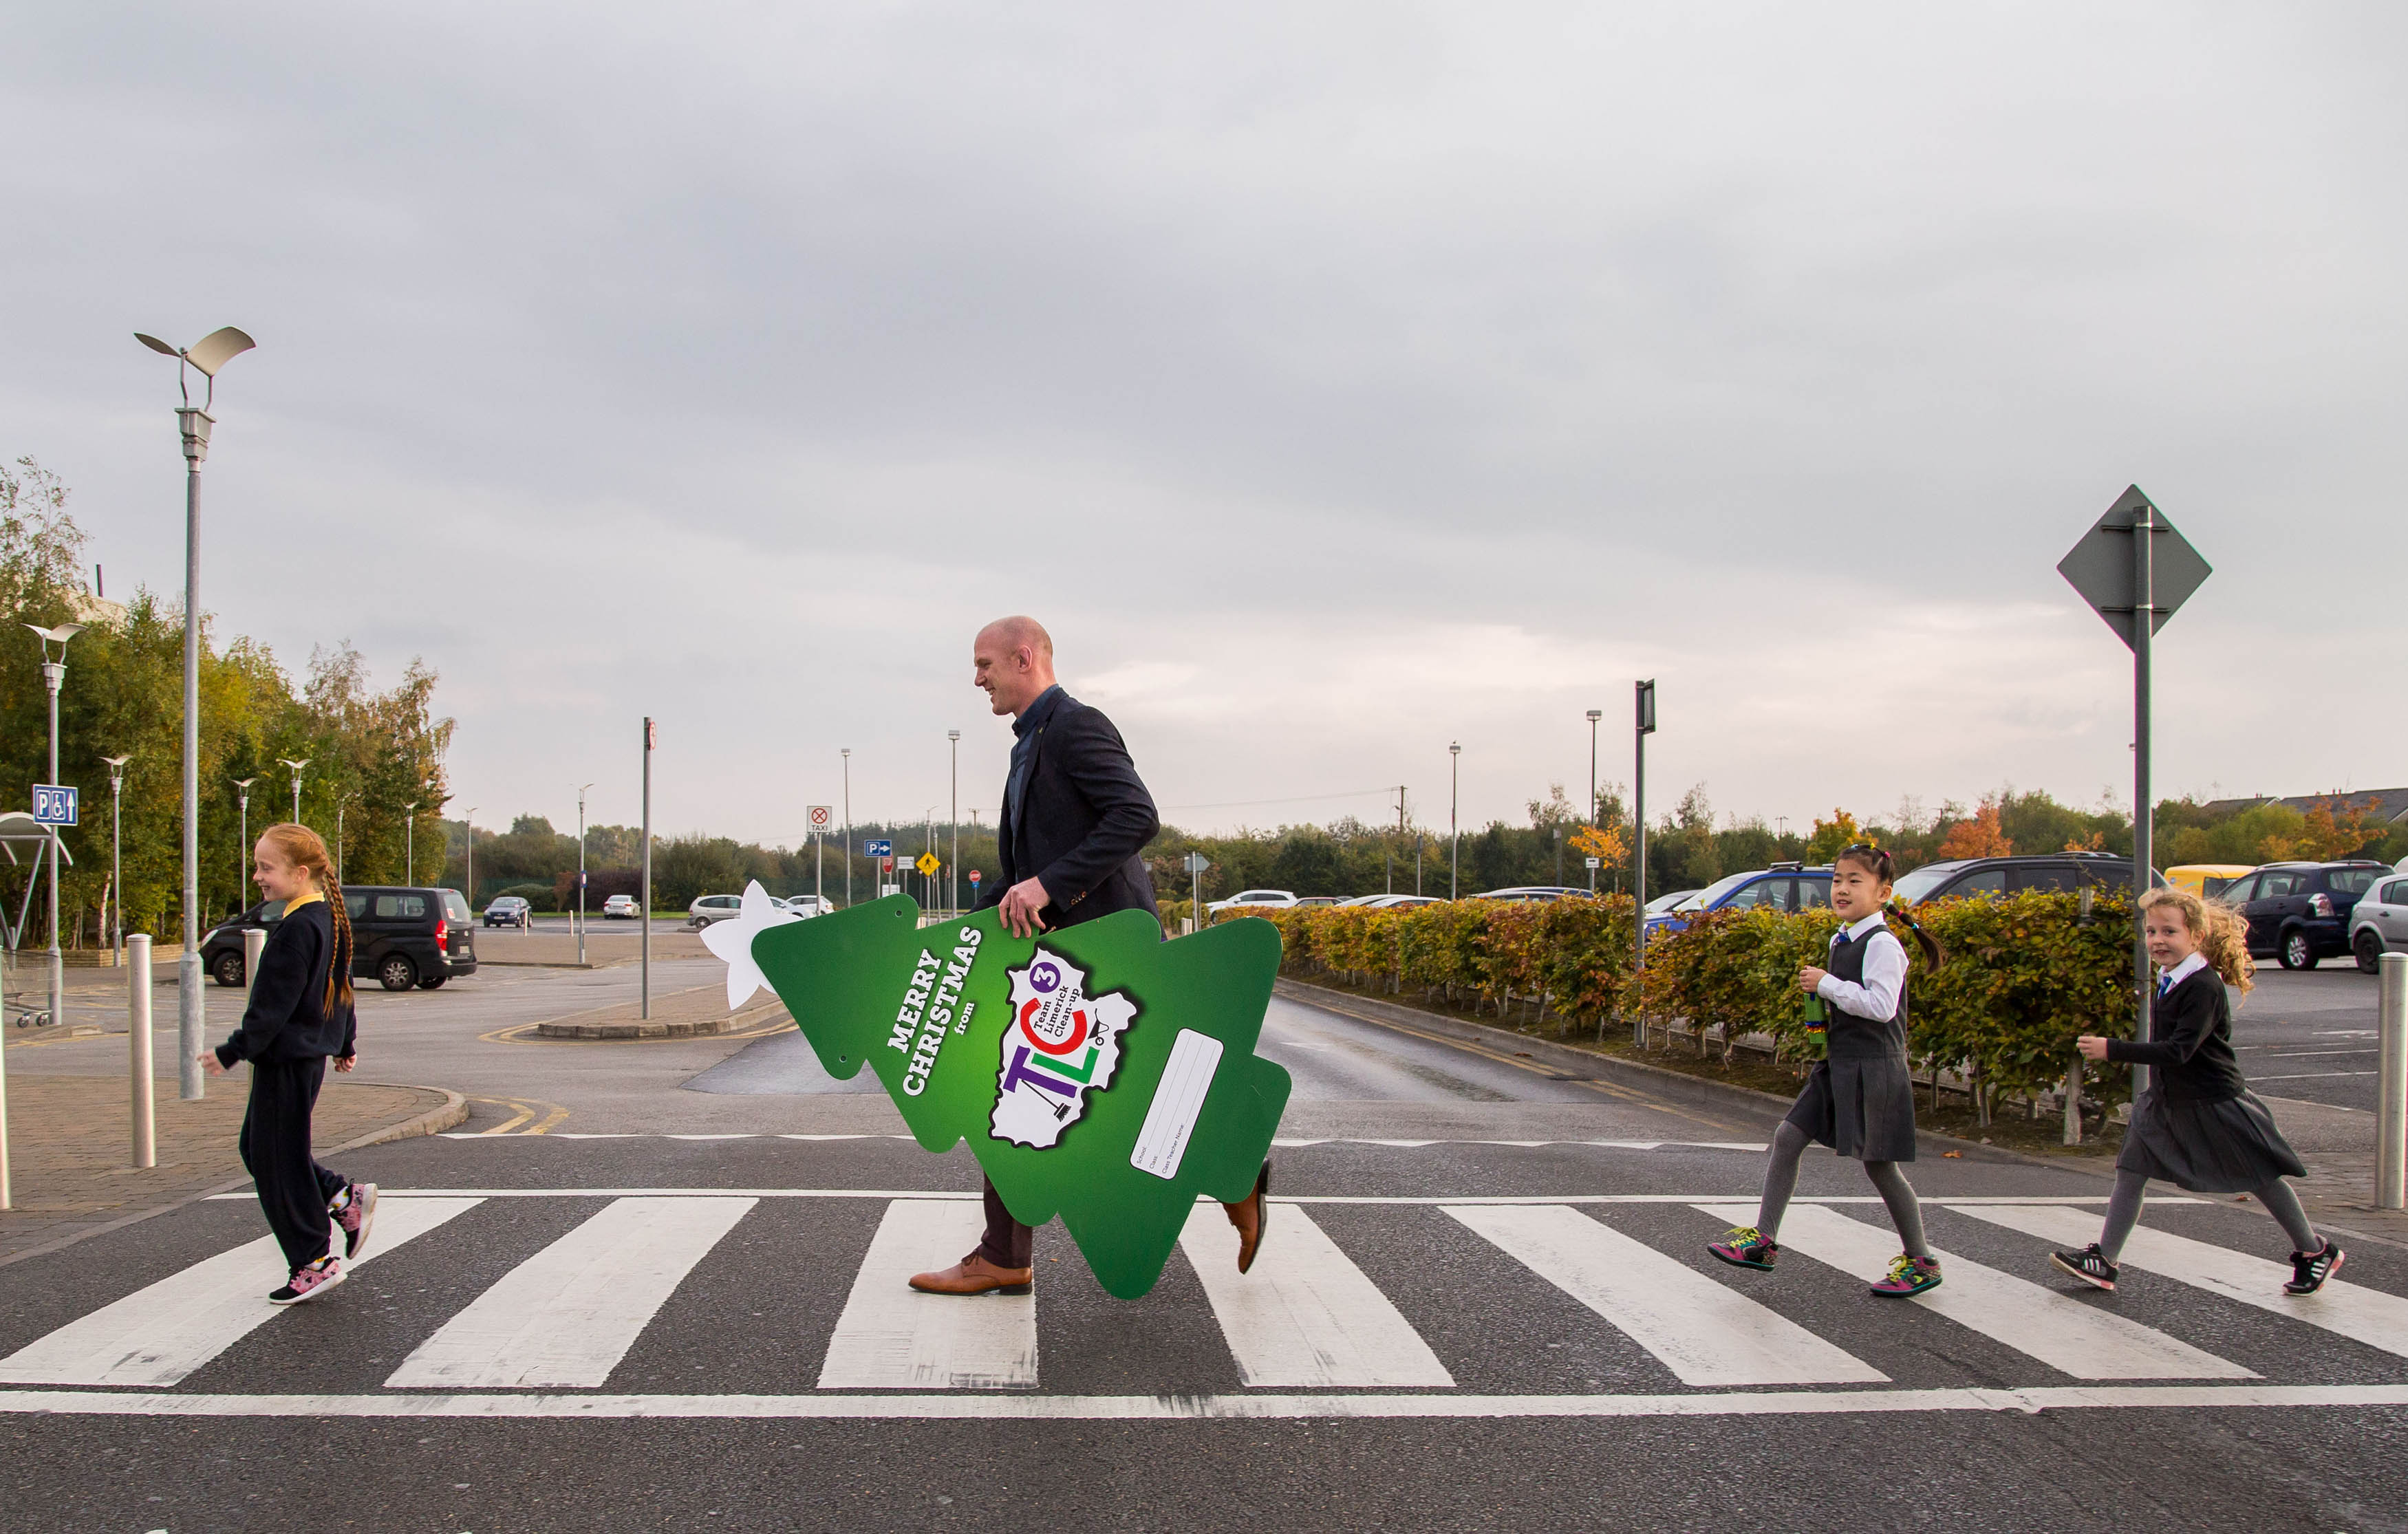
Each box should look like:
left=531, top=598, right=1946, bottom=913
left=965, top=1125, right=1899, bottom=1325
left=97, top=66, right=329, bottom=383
left=1130, top=1028, right=1222, bottom=1181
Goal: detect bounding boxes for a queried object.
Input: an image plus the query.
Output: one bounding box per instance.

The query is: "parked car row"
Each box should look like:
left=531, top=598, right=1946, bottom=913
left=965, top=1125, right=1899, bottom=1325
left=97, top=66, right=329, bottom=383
left=688, top=892, right=833, bottom=926
left=202, top=886, right=476, bottom=993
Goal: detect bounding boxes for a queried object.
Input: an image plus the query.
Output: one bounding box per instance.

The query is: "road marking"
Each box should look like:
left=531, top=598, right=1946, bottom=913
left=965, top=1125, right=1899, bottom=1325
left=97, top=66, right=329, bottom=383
left=465, top=1096, right=570, bottom=1135
left=205, top=1190, right=2142, bottom=1206
left=428, top=1132, right=1773, bottom=1152
left=1694, top=1204, right=2251, bottom=1381
left=8, top=1383, right=2405, bottom=1420
left=2248, top=1071, right=2376, bottom=1081
left=1448, top=1204, right=1885, bottom=1387
left=0, top=1198, right=482, bottom=1387
left=1953, top=1204, right=2408, bottom=1361
left=816, top=1200, right=1038, bottom=1390
left=385, top=1196, right=753, bottom=1389
left=1179, top=1204, right=1454, bottom=1388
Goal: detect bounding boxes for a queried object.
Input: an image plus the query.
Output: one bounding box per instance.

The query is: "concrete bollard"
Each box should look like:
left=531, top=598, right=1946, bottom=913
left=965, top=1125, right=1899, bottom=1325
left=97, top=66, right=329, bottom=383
left=244, top=927, right=266, bottom=1002
left=2380, top=952, right=2407, bottom=1211
left=129, top=934, right=155, bottom=1169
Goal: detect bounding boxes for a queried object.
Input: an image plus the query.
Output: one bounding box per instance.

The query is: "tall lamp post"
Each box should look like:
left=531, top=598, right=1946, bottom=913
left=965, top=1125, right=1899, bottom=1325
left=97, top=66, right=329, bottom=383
left=1584, top=709, right=1602, bottom=824
left=231, top=778, right=257, bottom=911
left=405, top=801, right=418, bottom=885
left=947, top=729, right=961, bottom=917
left=1448, top=742, right=1461, bottom=900
left=103, top=755, right=131, bottom=964
left=462, top=808, right=477, bottom=910
left=279, top=757, right=309, bottom=827
left=334, top=795, right=348, bottom=883
left=1633, top=678, right=1657, bottom=1041
left=136, top=325, right=254, bottom=1102
left=577, top=783, right=594, bottom=965
left=25, top=623, right=85, bottom=1026
left=841, top=748, right=852, bottom=909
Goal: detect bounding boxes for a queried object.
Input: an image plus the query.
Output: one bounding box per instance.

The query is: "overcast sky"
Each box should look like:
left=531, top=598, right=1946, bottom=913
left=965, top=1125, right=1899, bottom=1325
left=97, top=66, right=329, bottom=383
left=5, top=4, right=2402, bottom=847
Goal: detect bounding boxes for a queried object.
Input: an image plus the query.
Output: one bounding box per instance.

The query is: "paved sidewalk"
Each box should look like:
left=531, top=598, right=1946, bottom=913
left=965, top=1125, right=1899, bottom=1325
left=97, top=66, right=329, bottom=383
left=0, top=1072, right=463, bottom=1264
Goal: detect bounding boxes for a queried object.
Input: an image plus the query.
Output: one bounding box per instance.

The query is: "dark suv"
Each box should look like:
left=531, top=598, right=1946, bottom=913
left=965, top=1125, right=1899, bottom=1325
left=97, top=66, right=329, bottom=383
left=1893, top=852, right=2163, bottom=904
left=2222, top=861, right=2388, bottom=971
left=202, top=886, right=478, bottom=992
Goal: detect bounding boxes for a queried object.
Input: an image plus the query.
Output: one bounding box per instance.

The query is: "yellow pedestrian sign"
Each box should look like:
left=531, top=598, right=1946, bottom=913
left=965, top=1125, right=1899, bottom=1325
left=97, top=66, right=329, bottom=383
left=915, top=852, right=941, bottom=877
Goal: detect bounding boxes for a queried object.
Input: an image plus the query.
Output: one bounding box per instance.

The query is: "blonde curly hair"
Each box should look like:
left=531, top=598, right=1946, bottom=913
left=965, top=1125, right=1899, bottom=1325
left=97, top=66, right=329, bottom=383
left=2140, top=887, right=2254, bottom=997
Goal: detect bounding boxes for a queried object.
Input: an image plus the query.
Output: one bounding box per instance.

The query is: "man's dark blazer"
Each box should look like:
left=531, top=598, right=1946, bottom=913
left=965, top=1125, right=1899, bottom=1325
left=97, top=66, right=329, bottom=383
left=978, top=689, right=1160, bottom=930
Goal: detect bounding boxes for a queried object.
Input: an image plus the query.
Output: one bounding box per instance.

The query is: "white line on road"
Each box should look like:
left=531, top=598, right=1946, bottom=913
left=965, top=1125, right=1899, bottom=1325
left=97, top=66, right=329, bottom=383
left=817, top=1200, right=1038, bottom=1390
left=0, top=1198, right=482, bottom=1387
left=1179, top=1204, right=1454, bottom=1388
left=1449, top=1204, right=1886, bottom=1387
left=385, top=1196, right=755, bottom=1389
left=1953, top=1204, right=2408, bottom=1362
left=7, top=1383, right=2404, bottom=1420
left=204, top=1191, right=2144, bottom=1207
left=1695, top=1204, right=2251, bottom=1381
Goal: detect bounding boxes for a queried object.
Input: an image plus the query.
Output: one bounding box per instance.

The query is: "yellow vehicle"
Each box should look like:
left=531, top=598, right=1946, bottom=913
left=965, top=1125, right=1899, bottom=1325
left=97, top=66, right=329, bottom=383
left=2167, top=864, right=2255, bottom=900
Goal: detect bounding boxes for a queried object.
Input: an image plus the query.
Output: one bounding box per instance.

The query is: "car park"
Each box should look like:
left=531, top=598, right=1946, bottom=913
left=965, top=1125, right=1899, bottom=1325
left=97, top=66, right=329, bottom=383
left=1336, top=893, right=1443, bottom=909
left=1474, top=886, right=1591, bottom=903
left=1292, top=896, right=1343, bottom=908
left=202, top=885, right=476, bottom=992
left=688, top=893, right=743, bottom=927
left=1207, top=889, right=1297, bottom=914
left=2167, top=863, right=2255, bottom=900
left=2347, top=872, right=2408, bottom=972
left=2222, top=860, right=2388, bottom=971
left=1891, top=852, right=2160, bottom=905
left=601, top=894, right=640, bottom=919
left=776, top=894, right=833, bottom=918
left=483, top=895, right=532, bottom=929
left=1646, top=863, right=1833, bottom=936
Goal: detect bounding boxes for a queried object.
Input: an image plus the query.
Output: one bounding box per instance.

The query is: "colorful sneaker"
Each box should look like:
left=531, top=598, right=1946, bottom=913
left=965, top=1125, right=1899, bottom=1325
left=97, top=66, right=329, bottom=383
left=2286, top=1240, right=2345, bottom=1296
left=1870, top=1253, right=1942, bottom=1297
left=332, top=1182, right=378, bottom=1261
left=2049, top=1244, right=2118, bottom=1292
left=1706, top=1227, right=1778, bottom=1271
left=268, top=1255, right=345, bottom=1306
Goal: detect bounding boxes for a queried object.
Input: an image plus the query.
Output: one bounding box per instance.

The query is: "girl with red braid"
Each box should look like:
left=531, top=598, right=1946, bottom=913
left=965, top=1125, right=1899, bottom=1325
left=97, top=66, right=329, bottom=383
left=198, top=823, right=377, bottom=1304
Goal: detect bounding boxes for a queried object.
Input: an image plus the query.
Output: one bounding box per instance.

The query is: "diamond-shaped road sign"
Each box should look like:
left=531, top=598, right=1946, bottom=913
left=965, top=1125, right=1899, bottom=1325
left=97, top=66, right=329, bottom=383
left=2057, top=484, right=2212, bottom=650
left=915, top=852, right=941, bottom=876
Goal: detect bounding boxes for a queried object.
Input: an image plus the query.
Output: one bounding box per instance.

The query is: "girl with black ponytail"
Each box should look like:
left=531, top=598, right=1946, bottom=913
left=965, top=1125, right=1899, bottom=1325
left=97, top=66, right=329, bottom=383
left=1709, top=844, right=1947, bottom=1297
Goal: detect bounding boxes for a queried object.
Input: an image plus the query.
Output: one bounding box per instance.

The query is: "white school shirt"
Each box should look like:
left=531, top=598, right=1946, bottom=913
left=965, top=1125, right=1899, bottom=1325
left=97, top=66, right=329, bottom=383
left=2156, top=951, right=2207, bottom=995
left=1815, top=910, right=1907, bottom=1022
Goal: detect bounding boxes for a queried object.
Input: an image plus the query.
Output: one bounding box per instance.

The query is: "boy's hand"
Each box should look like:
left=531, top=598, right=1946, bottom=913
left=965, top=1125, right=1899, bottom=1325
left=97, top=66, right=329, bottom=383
left=2075, top=1035, right=2111, bottom=1061
left=1797, top=966, right=1828, bottom=995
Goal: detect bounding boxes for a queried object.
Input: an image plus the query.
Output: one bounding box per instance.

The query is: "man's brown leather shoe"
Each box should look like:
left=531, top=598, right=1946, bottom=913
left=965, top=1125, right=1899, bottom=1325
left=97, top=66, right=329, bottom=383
left=908, top=1251, right=1034, bottom=1295
left=1225, top=1160, right=1271, bottom=1274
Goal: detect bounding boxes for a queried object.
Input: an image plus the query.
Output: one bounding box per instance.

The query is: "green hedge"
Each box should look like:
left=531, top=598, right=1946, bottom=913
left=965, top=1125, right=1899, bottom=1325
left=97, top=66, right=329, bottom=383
left=1252, top=889, right=2137, bottom=1116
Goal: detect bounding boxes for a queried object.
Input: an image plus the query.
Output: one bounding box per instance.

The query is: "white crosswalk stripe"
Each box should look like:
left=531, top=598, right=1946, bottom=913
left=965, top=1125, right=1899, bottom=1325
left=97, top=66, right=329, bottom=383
left=0, top=1198, right=482, bottom=1387
left=1952, top=1204, right=2408, bottom=1363
left=1179, top=1202, right=1454, bottom=1388
left=385, top=1196, right=754, bottom=1389
left=1694, top=1203, right=2253, bottom=1381
left=1448, top=1203, right=1887, bottom=1386
left=817, top=1199, right=1040, bottom=1390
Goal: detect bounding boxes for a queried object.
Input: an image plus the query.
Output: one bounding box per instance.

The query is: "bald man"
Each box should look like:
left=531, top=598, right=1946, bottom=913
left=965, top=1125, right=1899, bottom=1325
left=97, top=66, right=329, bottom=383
left=907, top=616, right=1270, bottom=1295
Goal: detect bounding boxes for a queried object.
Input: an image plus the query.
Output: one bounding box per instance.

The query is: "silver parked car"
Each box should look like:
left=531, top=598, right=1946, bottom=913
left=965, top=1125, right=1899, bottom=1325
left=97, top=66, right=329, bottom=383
left=2347, top=872, right=2408, bottom=972
left=687, top=893, right=743, bottom=927
left=1206, top=889, right=1298, bottom=915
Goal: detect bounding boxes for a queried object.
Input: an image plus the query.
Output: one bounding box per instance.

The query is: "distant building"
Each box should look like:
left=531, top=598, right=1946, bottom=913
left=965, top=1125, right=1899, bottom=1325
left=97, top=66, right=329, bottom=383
left=2198, top=789, right=2408, bottom=825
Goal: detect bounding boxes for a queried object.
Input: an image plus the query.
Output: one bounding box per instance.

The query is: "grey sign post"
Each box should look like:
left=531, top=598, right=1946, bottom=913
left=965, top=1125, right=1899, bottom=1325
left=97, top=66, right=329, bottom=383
left=1185, top=851, right=1210, bottom=933
left=2058, top=484, right=2212, bottom=1099
left=1632, top=679, right=1656, bottom=1044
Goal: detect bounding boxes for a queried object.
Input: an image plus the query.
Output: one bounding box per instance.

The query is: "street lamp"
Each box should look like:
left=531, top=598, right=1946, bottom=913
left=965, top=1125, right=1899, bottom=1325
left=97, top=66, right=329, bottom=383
left=333, top=792, right=349, bottom=883
left=405, top=801, right=418, bottom=885
left=231, top=778, right=257, bottom=913
left=102, top=755, right=131, bottom=964
left=136, top=324, right=254, bottom=1103
left=279, top=757, right=309, bottom=826
left=1633, top=679, right=1657, bottom=1041
left=947, top=730, right=961, bottom=917
left=1448, top=742, right=1461, bottom=900
left=1585, top=709, right=1603, bottom=824
left=577, top=783, right=594, bottom=965
left=463, top=808, right=477, bottom=911
left=25, top=622, right=84, bottom=1027
left=841, top=748, right=852, bottom=910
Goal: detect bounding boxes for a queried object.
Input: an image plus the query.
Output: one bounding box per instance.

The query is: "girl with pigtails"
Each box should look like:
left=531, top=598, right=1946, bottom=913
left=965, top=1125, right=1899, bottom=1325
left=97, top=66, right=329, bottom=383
left=1709, top=843, right=1948, bottom=1297
left=2050, top=887, right=2342, bottom=1295
left=199, top=822, right=379, bottom=1304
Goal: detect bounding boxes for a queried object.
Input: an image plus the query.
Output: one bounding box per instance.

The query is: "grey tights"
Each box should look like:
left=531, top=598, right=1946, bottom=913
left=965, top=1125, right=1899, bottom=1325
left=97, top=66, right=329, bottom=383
left=2098, top=1169, right=2318, bottom=1262
left=1756, top=1120, right=1928, bottom=1257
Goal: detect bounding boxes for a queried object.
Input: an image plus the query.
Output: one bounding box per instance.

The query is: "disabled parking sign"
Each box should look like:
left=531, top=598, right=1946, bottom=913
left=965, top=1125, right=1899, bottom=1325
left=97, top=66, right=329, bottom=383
left=705, top=885, right=1289, bottom=1297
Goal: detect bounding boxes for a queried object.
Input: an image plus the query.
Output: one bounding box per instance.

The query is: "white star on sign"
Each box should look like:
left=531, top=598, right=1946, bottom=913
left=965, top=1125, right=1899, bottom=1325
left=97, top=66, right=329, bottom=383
left=700, top=880, right=803, bottom=1011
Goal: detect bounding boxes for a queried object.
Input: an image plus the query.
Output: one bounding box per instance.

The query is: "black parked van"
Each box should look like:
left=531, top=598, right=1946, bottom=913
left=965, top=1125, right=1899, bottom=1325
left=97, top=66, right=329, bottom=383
left=202, top=886, right=477, bottom=991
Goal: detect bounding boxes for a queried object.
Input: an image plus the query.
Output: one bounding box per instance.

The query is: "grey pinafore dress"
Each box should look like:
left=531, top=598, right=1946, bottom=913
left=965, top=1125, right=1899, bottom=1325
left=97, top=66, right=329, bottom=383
left=1784, top=922, right=1919, bottom=1163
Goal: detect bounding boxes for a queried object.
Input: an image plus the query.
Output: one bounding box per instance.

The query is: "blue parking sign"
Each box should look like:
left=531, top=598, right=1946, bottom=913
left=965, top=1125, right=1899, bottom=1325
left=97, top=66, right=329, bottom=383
left=32, top=784, right=77, bottom=826
left=865, top=838, right=892, bottom=856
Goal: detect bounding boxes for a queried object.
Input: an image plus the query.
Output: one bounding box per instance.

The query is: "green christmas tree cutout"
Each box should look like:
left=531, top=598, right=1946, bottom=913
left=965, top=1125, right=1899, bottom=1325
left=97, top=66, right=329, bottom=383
left=713, top=885, right=1291, bottom=1299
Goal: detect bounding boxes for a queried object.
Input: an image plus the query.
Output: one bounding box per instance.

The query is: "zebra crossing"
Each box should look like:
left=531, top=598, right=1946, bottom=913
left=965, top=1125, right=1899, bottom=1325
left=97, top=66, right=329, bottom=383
left=4, top=1190, right=2405, bottom=1419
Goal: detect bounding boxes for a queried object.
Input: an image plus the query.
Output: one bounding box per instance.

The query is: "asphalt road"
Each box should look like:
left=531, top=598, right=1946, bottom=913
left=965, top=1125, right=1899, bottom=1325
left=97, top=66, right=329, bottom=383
left=5, top=963, right=2406, bottom=1532
left=2232, top=968, right=2387, bottom=1114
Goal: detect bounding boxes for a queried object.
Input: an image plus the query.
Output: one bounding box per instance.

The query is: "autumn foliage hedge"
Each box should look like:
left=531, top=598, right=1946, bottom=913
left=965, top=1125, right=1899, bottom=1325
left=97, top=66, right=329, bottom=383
left=1252, top=889, right=2138, bottom=1114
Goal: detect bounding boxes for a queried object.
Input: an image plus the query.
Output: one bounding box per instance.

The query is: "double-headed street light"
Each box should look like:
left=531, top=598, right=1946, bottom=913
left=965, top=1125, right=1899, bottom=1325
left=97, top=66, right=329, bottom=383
left=279, top=757, right=310, bottom=826
left=25, top=623, right=84, bottom=1028
left=137, top=325, right=254, bottom=1101
left=102, top=755, right=131, bottom=962
left=1448, top=742, right=1461, bottom=900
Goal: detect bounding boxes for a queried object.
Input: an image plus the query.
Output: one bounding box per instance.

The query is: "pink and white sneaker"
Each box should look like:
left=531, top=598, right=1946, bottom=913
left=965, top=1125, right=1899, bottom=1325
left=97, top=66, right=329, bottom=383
left=332, top=1182, right=378, bottom=1260
left=269, top=1255, right=345, bottom=1306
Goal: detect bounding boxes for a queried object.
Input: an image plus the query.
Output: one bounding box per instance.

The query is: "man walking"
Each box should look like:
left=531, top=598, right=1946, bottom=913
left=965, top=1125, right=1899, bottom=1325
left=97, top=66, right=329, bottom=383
left=907, top=615, right=1270, bottom=1295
